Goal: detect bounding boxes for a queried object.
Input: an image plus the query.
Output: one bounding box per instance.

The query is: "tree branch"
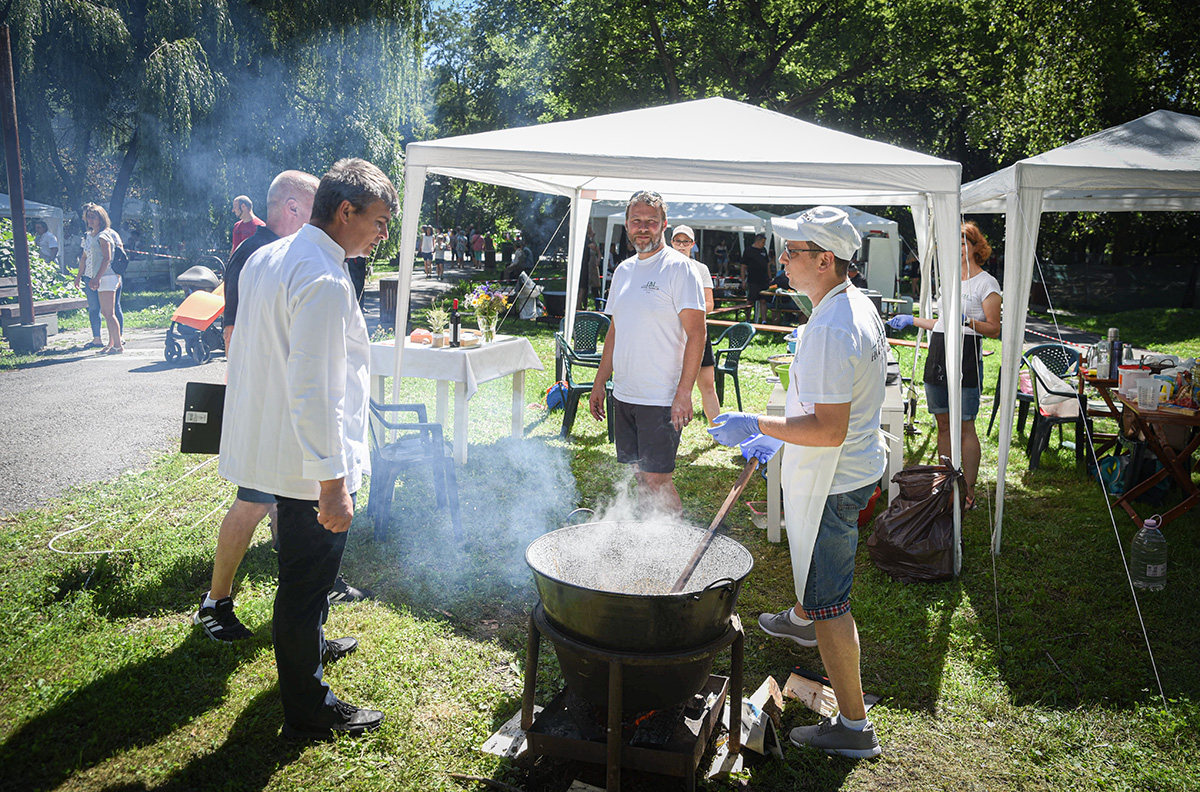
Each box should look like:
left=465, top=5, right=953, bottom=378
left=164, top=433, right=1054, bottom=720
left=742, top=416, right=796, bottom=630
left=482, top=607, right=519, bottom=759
left=782, top=53, right=880, bottom=113
left=746, top=2, right=830, bottom=99
left=641, top=0, right=680, bottom=101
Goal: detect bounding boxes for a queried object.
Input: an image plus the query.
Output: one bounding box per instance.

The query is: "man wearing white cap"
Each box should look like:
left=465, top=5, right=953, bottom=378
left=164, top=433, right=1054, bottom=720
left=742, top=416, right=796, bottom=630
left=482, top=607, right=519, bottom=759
left=709, top=206, right=886, bottom=758
left=670, top=224, right=720, bottom=425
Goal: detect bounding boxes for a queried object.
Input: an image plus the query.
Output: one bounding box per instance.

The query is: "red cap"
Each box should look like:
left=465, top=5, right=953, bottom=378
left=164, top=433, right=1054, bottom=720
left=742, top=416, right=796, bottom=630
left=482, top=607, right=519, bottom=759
left=453, top=299, right=458, bottom=309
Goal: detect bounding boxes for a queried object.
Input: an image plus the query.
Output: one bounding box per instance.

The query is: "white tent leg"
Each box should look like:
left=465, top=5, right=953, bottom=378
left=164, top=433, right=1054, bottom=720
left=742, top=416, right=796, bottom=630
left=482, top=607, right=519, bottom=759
left=562, top=190, right=594, bottom=348
left=931, top=193, right=964, bottom=574
left=391, top=165, right=426, bottom=405
left=992, top=178, right=1044, bottom=553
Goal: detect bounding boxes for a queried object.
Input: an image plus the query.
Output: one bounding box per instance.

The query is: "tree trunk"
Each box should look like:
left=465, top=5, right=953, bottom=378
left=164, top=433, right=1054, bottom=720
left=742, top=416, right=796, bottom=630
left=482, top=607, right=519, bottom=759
left=452, top=179, right=469, bottom=229
left=642, top=1, right=680, bottom=102
left=1183, top=259, right=1198, bottom=309
left=109, top=125, right=139, bottom=230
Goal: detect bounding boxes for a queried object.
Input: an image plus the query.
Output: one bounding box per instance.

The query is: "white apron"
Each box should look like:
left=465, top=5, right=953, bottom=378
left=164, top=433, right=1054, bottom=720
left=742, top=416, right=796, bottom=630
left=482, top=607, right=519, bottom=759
left=781, top=281, right=850, bottom=604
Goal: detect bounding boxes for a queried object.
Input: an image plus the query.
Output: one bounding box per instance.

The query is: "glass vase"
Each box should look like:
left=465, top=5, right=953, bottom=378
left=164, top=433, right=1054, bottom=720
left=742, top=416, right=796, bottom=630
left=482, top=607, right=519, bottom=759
left=476, top=314, right=496, bottom=344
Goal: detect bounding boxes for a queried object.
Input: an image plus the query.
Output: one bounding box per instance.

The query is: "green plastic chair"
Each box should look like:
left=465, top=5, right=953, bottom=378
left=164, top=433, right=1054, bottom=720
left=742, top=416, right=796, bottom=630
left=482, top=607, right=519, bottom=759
left=713, top=322, right=757, bottom=411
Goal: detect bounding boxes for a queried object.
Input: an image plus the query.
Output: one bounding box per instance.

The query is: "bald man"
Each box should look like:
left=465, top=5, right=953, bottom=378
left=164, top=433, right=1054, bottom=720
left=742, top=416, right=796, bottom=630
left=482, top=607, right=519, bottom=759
left=230, top=195, right=264, bottom=256
left=197, top=170, right=370, bottom=644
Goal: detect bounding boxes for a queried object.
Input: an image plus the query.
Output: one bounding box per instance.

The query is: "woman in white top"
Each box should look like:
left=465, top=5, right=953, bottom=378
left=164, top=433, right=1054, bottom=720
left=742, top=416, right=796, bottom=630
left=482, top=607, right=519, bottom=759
left=889, top=221, right=1000, bottom=508
left=75, top=203, right=125, bottom=354
left=671, top=225, right=720, bottom=425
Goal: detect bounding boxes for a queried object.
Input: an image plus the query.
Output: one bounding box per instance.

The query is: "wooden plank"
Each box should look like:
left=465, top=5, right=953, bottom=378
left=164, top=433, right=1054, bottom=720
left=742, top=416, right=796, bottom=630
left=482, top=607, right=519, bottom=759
left=0, top=297, right=88, bottom=318
left=709, top=302, right=752, bottom=315
left=887, top=337, right=929, bottom=350
left=707, top=318, right=795, bottom=334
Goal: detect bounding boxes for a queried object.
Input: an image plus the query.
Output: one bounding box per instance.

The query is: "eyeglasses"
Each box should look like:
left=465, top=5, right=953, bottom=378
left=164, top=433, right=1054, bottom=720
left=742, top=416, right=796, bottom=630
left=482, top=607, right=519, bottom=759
left=783, top=245, right=827, bottom=257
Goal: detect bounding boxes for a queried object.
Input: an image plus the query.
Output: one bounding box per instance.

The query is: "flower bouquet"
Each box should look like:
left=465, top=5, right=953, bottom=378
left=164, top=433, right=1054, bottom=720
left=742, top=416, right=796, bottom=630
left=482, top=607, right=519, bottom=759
left=467, top=282, right=508, bottom=343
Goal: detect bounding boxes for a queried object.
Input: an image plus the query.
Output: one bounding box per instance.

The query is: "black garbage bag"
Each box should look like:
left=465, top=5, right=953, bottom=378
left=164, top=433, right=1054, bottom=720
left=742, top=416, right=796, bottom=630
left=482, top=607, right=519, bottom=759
left=866, top=461, right=965, bottom=583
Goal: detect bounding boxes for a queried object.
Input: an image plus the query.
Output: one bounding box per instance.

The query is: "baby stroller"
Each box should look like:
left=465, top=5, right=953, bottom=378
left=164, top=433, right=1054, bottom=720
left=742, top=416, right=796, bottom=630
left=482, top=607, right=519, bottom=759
left=166, top=256, right=226, bottom=364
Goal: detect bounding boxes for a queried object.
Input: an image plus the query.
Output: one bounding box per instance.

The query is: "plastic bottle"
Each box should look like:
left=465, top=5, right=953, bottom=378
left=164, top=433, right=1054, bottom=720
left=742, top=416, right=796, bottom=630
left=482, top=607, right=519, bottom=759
left=1130, top=515, right=1167, bottom=591
left=449, top=299, right=461, bottom=348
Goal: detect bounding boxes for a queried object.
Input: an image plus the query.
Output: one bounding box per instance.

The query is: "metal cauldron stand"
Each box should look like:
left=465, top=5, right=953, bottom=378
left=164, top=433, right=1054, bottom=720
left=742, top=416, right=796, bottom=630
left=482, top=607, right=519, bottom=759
left=521, top=602, right=743, bottom=791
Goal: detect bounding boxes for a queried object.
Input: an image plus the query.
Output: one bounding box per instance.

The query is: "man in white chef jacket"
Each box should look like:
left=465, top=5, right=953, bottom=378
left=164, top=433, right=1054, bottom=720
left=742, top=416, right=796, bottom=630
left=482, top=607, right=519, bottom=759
left=709, top=207, right=886, bottom=758
left=219, top=158, right=398, bottom=741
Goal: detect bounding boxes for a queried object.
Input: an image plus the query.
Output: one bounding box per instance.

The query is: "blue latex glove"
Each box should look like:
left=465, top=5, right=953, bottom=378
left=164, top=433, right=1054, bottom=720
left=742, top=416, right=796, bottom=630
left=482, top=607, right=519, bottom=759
left=708, top=412, right=762, bottom=447
left=887, top=314, right=914, bottom=331
left=740, top=433, right=785, bottom=464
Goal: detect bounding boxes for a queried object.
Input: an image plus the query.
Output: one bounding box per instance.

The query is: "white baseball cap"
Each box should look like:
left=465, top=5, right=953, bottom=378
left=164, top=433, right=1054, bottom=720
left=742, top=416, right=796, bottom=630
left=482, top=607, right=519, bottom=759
left=671, top=224, right=696, bottom=242
left=771, top=206, right=861, bottom=261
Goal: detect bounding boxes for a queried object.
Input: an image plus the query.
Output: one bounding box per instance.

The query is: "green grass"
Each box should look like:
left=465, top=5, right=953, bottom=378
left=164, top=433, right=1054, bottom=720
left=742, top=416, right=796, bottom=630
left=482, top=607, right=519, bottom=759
left=56, top=288, right=183, bottom=332
left=1, top=312, right=1198, bottom=790
left=1039, top=307, right=1200, bottom=359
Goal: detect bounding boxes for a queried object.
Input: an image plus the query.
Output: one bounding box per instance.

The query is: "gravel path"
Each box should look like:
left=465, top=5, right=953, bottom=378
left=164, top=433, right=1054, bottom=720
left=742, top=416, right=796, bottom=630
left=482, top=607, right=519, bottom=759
left=0, top=326, right=228, bottom=517
left=0, top=264, right=476, bottom=517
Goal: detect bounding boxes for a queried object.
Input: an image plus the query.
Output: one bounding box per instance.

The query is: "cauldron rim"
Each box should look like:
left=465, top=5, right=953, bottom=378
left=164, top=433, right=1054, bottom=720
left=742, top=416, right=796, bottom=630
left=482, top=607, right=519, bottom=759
left=524, top=519, right=753, bottom=598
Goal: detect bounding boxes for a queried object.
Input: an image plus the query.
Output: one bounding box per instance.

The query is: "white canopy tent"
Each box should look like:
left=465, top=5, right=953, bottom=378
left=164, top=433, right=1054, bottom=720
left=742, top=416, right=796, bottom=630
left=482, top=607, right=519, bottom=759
left=395, top=98, right=967, bottom=562
left=0, top=194, right=64, bottom=264
left=961, top=109, right=1200, bottom=552
left=783, top=206, right=901, bottom=296
left=600, top=201, right=765, bottom=290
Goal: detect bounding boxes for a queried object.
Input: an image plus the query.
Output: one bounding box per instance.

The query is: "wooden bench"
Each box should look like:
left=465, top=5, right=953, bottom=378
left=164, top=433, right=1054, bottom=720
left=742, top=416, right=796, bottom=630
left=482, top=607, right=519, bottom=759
left=707, top=318, right=796, bottom=335
left=0, top=277, right=88, bottom=335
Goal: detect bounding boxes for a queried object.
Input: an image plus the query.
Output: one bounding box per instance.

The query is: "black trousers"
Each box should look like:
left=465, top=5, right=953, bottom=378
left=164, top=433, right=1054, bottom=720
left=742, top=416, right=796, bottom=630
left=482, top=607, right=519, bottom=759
left=273, top=495, right=350, bottom=726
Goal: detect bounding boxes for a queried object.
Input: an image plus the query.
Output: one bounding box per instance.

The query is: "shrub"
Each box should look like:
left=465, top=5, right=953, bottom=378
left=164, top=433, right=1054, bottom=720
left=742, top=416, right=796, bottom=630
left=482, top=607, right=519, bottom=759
left=0, top=217, right=73, bottom=302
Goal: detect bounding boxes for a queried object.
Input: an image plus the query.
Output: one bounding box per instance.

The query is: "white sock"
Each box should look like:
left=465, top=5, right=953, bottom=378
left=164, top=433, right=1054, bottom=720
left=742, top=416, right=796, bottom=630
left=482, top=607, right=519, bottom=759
left=788, top=608, right=813, bottom=627
left=202, top=592, right=221, bottom=609
left=839, top=714, right=868, bottom=731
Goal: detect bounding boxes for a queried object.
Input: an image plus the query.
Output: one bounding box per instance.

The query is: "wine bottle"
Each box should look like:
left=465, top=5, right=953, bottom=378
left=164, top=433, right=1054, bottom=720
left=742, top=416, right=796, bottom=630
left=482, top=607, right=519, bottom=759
left=449, top=299, right=461, bottom=347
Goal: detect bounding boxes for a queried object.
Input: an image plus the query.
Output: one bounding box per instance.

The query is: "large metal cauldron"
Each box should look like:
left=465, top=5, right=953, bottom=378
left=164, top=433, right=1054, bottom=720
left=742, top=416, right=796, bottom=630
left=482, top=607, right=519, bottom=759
left=526, top=520, right=753, bottom=711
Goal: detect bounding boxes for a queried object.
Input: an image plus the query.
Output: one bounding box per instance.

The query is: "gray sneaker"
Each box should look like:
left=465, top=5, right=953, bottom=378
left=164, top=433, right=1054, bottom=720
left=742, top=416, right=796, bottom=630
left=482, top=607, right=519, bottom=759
left=757, top=609, right=817, bottom=647
left=789, top=717, right=881, bottom=758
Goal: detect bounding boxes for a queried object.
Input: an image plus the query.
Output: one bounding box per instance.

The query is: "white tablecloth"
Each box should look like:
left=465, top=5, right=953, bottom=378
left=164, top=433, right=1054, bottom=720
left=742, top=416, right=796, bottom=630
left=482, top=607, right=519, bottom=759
left=370, top=335, right=543, bottom=399
left=369, top=335, right=544, bottom=463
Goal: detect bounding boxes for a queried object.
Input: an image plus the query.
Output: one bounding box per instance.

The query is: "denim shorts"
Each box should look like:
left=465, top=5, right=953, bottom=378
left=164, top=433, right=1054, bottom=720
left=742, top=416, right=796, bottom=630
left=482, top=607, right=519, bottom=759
left=924, top=382, right=981, bottom=422
left=237, top=486, right=277, bottom=504
left=801, top=481, right=877, bottom=620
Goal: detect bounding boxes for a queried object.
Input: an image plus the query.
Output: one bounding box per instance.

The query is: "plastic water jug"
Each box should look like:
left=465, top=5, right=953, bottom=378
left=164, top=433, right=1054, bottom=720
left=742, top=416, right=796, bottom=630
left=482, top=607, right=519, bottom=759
left=1131, top=515, right=1167, bottom=591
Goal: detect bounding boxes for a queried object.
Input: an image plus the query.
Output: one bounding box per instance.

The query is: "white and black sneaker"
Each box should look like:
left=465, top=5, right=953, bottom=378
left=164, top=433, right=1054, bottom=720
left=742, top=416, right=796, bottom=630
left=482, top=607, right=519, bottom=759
left=328, top=576, right=373, bottom=604
left=193, top=594, right=253, bottom=643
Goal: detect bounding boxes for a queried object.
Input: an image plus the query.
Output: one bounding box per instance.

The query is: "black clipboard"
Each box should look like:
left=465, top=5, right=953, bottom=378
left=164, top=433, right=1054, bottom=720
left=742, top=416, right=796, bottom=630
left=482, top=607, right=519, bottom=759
left=181, top=382, right=225, bottom=454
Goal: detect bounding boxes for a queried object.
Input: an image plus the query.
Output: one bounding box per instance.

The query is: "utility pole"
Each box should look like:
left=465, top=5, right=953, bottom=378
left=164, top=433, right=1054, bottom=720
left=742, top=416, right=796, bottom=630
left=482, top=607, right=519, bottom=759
left=0, top=24, right=44, bottom=352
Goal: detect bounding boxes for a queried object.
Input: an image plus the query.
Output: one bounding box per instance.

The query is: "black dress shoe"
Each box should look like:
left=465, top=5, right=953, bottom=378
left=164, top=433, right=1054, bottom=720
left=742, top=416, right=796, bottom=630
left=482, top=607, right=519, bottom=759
left=281, top=699, right=384, bottom=741
left=328, top=576, right=374, bottom=604
left=323, top=636, right=358, bottom=665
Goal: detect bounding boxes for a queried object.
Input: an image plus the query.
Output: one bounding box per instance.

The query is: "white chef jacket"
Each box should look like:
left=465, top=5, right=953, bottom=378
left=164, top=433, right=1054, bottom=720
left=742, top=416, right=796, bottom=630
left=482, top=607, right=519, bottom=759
left=218, top=224, right=370, bottom=500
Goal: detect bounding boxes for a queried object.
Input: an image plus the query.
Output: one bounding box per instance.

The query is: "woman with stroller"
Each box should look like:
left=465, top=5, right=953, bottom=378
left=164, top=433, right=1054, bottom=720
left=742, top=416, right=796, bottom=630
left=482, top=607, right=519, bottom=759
left=75, top=203, right=125, bottom=354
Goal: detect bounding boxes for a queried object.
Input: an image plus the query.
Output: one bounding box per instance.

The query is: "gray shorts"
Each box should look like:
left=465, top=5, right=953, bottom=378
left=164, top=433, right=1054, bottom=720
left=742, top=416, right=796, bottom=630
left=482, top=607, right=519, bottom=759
left=613, top=399, right=682, bottom=474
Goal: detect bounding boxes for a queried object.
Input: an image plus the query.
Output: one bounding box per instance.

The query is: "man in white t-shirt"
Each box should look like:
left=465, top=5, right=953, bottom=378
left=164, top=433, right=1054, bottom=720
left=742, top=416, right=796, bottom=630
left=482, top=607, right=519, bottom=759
left=590, top=191, right=706, bottom=513
left=709, top=206, right=886, bottom=759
